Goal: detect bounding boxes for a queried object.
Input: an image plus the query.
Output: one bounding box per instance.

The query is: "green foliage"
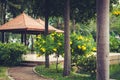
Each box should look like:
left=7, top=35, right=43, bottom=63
left=75, top=55, right=96, bottom=77
left=35, top=32, right=96, bottom=76
left=35, top=64, right=95, bottom=80
left=35, top=32, right=64, bottom=56
left=110, top=34, right=120, bottom=53
left=0, top=43, right=27, bottom=66
left=70, top=33, right=96, bottom=55
left=110, top=64, right=120, bottom=80
left=70, top=33, right=96, bottom=76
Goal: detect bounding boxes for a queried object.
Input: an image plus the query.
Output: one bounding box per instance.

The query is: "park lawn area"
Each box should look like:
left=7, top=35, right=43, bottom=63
left=35, top=64, right=95, bottom=80
left=0, top=66, right=9, bottom=80
left=36, top=64, right=120, bottom=80
left=110, top=64, right=120, bottom=80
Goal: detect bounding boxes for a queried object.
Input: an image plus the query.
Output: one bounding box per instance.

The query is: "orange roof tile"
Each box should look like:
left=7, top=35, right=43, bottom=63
left=36, top=18, right=64, bottom=33
left=0, top=13, right=53, bottom=32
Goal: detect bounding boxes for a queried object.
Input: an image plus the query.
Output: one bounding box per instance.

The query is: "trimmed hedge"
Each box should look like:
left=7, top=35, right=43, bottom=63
left=0, top=43, right=27, bottom=66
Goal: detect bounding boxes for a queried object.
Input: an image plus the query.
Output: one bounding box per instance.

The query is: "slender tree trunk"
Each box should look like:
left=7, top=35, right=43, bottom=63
left=96, top=0, right=110, bottom=80
left=63, top=0, right=71, bottom=76
left=44, top=0, right=49, bottom=68
left=56, top=54, right=59, bottom=72
left=72, top=19, right=76, bottom=33
left=57, top=18, right=61, bottom=29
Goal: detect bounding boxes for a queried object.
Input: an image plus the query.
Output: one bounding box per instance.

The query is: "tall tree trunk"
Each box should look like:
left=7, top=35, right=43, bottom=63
left=63, top=0, right=71, bottom=76
left=44, top=0, right=49, bottom=68
left=96, top=0, right=110, bottom=80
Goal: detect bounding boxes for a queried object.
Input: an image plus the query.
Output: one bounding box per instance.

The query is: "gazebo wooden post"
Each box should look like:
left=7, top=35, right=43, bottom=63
left=31, top=35, right=34, bottom=51
left=1, top=32, right=5, bottom=43
left=36, top=34, right=39, bottom=41
left=24, top=32, right=27, bottom=45
left=21, top=33, right=24, bottom=44
left=21, top=32, right=27, bottom=45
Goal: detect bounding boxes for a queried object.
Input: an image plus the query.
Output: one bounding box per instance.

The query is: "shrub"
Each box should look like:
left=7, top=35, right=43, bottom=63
left=70, top=33, right=96, bottom=56
left=76, top=54, right=96, bottom=77
left=0, top=43, right=27, bottom=66
left=110, top=35, right=120, bottom=53
left=70, top=33, right=96, bottom=76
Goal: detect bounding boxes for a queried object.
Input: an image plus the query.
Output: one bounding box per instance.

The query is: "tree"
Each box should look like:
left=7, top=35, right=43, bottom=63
left=96, top=0, right=110, bottom=80
left=63, top=0, right=71, bottom=76
left=44, top=0, right=50, bottom=68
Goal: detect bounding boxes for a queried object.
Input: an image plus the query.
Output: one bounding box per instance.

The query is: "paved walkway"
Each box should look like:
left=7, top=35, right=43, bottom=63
left=8, top=53, right=64, bottom=80
left=8, top=66, right=52, bottom=80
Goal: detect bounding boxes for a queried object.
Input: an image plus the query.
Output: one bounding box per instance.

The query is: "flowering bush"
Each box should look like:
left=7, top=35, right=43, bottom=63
left=35, top=32, right=96, bottom=74
left=70, top=33, right=96, bottom=76
left=35, top=32, right=64, bottom=56
left=70, top=33, right=96, bottom=56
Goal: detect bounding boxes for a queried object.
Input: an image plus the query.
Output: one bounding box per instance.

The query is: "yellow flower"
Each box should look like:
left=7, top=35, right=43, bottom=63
left=78, top=45, right=81, bottom=49
left=40, top=48, right=46, bottom=52
left=53, top=48, right=57, bottom=52
left=36, top=54, right=41, bottom=57
left=113, top=11, right=120, bottom=15
left=51, top=33, right=55, bottom=36
left=92, top=47, right=97, bottom=51
left=77, top=36, right=83, bottom=40
left=81, top=46, right=86, bottom=51
left=70, top=41, right=72, bottom=45
left=42, top=40, right=45, bottom=43
left=58, top=42, right=62, bottom=46
left=37, top=35, right=41, bottom=39
left=52, top=37, right=54, bottom=40
left=58, top=34, right=61, bottom=37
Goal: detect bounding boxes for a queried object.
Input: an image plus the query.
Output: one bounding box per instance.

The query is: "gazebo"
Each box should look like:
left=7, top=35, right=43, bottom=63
left=0, top=13, right=55, bottom=45
left=36, top=18, right=64, bottom=33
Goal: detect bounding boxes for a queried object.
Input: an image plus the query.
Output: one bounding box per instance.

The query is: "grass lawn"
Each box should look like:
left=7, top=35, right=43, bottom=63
left=110, top=64, right=120, bottom=80
left=0, top=66, right=9, bottom=80
left=36, top=64, right=120, bottom=80
left=35, top=64, right=95, bottom=80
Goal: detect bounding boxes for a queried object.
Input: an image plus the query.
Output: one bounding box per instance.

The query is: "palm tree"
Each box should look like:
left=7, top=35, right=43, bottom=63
left=96, top=0, right=110, bottom=80
left=63, top=0, right=71, bottom=76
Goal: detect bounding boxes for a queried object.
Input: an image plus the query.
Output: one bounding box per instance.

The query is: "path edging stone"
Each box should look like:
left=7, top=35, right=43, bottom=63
left=33, top=66, right=53, bottom=80
left=7, top=68, right=15, bottom=80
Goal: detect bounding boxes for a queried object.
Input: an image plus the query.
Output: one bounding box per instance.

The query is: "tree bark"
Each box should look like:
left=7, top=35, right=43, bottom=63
left=63, top=0, right=71, bottom=76
left=96, top=0, right=110, bottom=80
left=44, top=0, right=49, bottom=68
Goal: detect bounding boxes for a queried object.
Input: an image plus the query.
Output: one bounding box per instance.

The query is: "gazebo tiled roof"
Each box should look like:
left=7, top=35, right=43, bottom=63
left=36, top=18, right=64, bottom=33
left=0, top=13, right=54, bottom=34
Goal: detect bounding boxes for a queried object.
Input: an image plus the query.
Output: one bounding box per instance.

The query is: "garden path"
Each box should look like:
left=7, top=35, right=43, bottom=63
left=8, top=66, right=52, bottom=80
left=8, top=53, right=64, bottom=80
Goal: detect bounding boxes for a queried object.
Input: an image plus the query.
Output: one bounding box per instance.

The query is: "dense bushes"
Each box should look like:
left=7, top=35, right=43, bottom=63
left=0, top=43, right=27, bottom=66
